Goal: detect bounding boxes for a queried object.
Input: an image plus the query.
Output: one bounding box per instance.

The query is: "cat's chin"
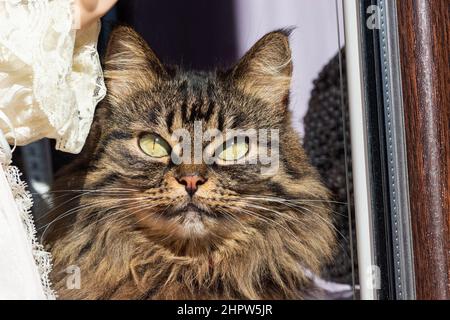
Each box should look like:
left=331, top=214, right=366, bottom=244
left=178, top=206, right=207, bottom=237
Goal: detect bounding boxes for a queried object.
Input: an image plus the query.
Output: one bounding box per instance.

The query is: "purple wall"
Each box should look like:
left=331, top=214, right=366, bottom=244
left=112, top=0, right=344, bottom=134
left=116, top=0, right=238, bottom=70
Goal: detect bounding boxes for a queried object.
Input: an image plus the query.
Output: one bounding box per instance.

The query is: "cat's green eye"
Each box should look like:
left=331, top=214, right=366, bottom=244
left=218, top=139, right=249, bottom=161
left=139, top=133, right=171, bottom=158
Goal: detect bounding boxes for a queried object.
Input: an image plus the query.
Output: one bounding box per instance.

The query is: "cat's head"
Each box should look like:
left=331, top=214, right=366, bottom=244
left=76, top=26, right=332, bottom=256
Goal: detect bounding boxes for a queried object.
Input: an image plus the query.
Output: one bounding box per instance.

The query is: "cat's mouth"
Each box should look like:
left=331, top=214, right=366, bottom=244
left=173, top=203, right=208, bottom=219
left=163, top=203, right=206, bottom=220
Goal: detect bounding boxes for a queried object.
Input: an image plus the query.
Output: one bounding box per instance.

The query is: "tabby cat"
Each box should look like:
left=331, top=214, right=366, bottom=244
left=42, top=26, right=335, bottom=299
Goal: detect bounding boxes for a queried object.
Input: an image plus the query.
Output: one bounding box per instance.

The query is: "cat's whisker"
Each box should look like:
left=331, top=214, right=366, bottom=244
left=40, top=197, right=129, bottom=229
left=240, top=200, right=350, bottom=256
left=126, top=201, right=192, bottom=246
left=39, top=198, right=122, bottom=241
left=232, top=198, right=341, bottom=245
left=242, top=196, right=348, bottom=218
left=40, top=196, right=151, bottom=239
left=76, top=196, right=162, bottom=225
left=245, top=202, right=328, bottom=229
left=229, top=205, right=301, bottom=241
left=296, top=206, right=350, bottom=256
left=244, top=197, right=348, bottom=239
left=51, top=200, right=160, bottom=240
left=35, top=187, right=140, bottom=221
left=133, top=202, right=172, bottom=226
left=33, top=188, right=138, bottom=205
left=36, top=191, right=95, bottom=222
left=242, top=195, right=347, bottom=206
left=236, top=203, right=351, bottom=259
left=244, top=199, right=346, bottom=237
left=99, top=201, right=162, bottom=226
left=235, top=194, right=348, bottom=220
left=215, top=207, right=248, bottom=230
left=36, top=187, right=138, bottom=195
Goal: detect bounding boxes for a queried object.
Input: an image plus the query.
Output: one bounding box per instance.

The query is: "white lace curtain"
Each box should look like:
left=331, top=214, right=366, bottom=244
left=0, top=0, right=106, bottom=299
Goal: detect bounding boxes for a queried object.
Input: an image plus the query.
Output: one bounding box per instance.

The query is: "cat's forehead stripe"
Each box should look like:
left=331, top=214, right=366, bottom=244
left=175, top=75, right=219, bottom=127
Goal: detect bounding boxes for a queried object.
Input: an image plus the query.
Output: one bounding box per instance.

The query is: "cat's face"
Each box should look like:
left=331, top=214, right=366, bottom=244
left=78, top=26, right=325, bottom=252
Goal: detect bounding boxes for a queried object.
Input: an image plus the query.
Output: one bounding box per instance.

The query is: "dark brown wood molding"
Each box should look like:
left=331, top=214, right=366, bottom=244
left=396, top=0, right=450, bottom=299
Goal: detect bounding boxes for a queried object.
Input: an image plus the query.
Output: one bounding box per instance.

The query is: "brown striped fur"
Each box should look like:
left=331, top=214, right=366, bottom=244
left=41, top=26, right=335, bottom=299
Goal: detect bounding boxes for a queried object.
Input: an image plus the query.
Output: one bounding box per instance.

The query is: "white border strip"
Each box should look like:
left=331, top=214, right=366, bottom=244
left=343, top=0, right=376, bottom=300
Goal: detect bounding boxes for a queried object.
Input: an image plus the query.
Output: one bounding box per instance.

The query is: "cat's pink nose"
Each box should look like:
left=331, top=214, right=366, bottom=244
left=177, top=175, right=206, bottom=196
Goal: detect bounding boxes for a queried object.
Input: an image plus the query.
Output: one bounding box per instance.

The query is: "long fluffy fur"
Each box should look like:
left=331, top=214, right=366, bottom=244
left=41, top=26, right=335, bottom=300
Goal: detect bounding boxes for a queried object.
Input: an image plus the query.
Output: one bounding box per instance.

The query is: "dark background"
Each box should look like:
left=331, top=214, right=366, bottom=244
left=100, top=0, right=238, bottom=70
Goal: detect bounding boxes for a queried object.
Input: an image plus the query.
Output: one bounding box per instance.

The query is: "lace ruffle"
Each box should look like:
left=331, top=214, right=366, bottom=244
left=0, top=0, right=106, bottom=153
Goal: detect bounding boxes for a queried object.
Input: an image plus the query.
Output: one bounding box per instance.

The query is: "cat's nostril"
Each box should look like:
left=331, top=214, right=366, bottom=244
left=177, top=175, right=207, bottom=196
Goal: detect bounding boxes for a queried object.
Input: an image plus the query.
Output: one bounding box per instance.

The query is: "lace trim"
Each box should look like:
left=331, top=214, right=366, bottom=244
left=0, top=140, right=55, bottom=299
left=4, top=165, right=56, bottom=299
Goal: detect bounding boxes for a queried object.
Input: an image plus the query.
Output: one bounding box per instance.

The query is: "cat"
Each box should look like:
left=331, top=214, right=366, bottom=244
left=41, top=26, right=335, bottom=299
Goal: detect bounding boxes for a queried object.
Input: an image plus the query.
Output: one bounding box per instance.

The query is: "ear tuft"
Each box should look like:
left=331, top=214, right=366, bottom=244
left=103, top=26, right=167, bottom=105
left=231, top=29, right=293, bottom=107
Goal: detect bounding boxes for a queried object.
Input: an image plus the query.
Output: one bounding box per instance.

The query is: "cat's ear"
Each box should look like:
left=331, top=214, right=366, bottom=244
left=103, top=26, right=167, bottom=105
left=230, top=29, right=293, bottom=107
